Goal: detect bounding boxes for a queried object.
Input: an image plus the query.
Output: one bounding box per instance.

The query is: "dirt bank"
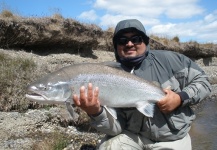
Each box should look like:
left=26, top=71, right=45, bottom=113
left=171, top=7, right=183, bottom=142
left=0, top=48, right=216, bottom=149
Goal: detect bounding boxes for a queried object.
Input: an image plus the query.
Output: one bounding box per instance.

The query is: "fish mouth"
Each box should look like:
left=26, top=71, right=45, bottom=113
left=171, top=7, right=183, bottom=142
left=25, top=92, right=46, bottom=101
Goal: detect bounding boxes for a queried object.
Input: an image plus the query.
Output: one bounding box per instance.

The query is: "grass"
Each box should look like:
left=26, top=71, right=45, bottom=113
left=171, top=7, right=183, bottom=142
left=0, top=9, right=14, bottom=18
left=0, top=52, right=37, bottom=111
left=172, top=36, right=180, bottom=43
left=31, top=131, right=71, bottom=150
left=31, top=129, right=99, bottom=150
left=150, top=34, right=180, bottom=44
left=0, top=10, right=215, bottom=149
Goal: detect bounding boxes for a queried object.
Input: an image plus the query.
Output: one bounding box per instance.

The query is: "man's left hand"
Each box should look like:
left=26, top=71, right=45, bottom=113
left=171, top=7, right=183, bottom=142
left=157, top=89, right=181, bottom=114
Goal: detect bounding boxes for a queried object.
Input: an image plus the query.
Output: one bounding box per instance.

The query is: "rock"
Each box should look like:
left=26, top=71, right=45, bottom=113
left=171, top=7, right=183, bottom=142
left=0, top=48, right=216, bottom=149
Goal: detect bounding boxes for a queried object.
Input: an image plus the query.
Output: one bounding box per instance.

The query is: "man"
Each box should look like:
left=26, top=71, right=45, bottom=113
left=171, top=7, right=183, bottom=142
left=73, top=19, right=212, bottom=150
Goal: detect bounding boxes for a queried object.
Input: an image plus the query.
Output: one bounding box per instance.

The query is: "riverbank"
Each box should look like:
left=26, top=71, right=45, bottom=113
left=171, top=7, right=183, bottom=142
left=0, top=48, right=216, bottom=149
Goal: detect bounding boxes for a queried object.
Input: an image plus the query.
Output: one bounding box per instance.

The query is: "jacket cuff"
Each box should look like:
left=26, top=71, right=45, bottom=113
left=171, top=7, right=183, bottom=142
left=177, top=91, right=190, bottom=107
left=88, top=106, right=106, bottom=121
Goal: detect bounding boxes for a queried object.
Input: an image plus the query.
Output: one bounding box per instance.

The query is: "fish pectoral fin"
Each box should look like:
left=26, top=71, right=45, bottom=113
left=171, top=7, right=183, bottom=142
left=65, top=101, right=79, bottom=122
left=136, top=102, right=155, bottom=118
left=104, top=106, right=117, bottom=119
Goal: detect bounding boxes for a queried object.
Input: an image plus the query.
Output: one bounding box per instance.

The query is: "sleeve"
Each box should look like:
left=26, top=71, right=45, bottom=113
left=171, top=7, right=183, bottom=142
left=89, top=107, right=124, bottom=136
left=168, top=52, right=212, bottom=106
left=180, top=58, right=212, bottom=106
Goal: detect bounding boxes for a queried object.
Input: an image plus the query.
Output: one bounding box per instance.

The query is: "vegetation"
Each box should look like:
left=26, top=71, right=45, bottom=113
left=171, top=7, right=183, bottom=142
left=172, top=36, right=180, bottom=43
left=0, top=10, right=14, bottom=18
left=0, top=9, right=216, bottom=111
left=150, top=34, right=180, bottom=44
left=30, top=128, right=102, bottom=150
left=32, top=131, right=71, bottom=150
left=0, top=9, right=216, bottom=150
left=0, top=52, right=37, bottom=111
left=0, top=9, right=103, bottom=55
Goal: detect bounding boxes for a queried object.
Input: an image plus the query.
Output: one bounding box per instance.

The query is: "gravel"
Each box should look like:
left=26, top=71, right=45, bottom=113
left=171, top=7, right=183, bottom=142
left=0, top=48, right=216, bottom=149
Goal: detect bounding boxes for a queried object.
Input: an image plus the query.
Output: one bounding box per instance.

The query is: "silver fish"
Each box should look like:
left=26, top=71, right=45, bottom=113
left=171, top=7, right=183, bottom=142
left=25, top=62, right=165, bottom=118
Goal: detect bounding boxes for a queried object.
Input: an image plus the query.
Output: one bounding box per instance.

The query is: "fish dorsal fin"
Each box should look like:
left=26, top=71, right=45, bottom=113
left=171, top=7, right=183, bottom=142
left=151, top=82, right=171, bottom=90
left=101, top=61, right=123, bottom=70
left=136, top=101, right=155, bottom=118
left=151, top=81, right=161, bottom=87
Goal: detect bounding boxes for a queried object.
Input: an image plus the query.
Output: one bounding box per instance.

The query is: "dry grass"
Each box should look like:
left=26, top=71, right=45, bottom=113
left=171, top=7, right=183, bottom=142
left=0, top=10, right=14, bottom=18
left=0, top=9, right=103, bottom=54
left=150, top=34, right=180, bottom=45
left=103, top=27, right=114, bottom=51
left=31, top=129, right=100, bottom=150
left=200, top=43, right=214, bottom=49
left=31, top=131, right=71, bottom=150
left=0, top=9, right=216, bottom=112
left=0, top=52, right=37, bottom=111
left=172, top=36, right=180, bottom=43
left=52, top=13, right=64, bottom=20
left=0, top=9, right=216, bottom=57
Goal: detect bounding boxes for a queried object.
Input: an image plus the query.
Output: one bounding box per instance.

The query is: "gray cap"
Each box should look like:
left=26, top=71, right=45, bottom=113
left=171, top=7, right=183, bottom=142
left=113, top=19, right=149, bottom=61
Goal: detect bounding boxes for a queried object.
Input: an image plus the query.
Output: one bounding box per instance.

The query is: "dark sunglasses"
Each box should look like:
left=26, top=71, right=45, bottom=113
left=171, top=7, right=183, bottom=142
left=117, top=35, right=143, bottom=45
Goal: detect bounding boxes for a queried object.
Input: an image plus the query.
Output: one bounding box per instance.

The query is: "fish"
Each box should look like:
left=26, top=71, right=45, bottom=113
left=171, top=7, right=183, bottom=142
left=25, top=62, right=165, bottom=118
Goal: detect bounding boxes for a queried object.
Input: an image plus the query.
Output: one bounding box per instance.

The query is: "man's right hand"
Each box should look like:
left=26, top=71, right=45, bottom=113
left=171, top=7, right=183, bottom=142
left=72, top=83, right=102, bottom=116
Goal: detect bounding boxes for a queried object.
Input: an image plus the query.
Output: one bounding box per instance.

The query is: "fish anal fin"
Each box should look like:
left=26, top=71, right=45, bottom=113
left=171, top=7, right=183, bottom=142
left=136, top=101, right=155, bottom=118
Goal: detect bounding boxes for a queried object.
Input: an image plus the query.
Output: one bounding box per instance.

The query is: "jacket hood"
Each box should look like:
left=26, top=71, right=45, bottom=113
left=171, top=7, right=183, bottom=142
left=113, top=19, right=149, bottom=62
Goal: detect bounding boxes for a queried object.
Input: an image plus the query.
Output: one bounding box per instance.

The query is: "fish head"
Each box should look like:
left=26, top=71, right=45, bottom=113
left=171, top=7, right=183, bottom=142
left=25, top=70, right=71, bottom=103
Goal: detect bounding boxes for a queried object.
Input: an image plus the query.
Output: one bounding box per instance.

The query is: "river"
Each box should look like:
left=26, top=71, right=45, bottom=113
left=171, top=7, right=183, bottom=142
left=190, top=98, right=217, bottom=150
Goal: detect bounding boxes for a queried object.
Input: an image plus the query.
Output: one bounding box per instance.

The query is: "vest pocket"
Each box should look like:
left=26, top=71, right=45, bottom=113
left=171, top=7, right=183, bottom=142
left=163, top=106, right=195, bottom=131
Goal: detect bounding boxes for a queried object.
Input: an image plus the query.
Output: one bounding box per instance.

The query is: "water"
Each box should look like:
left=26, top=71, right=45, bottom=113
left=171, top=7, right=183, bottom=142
left=190, top=99, right=217, bottom=150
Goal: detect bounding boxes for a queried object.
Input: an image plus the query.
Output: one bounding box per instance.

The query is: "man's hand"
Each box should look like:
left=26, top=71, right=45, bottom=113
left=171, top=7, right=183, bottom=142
left=157, top=89, right=181, bottom=114
left=72, top=83, right=102, bottom=116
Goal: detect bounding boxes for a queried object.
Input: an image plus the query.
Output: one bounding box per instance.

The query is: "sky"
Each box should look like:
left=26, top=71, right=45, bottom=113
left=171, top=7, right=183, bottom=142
left=0, top=0, right=217, bottom=43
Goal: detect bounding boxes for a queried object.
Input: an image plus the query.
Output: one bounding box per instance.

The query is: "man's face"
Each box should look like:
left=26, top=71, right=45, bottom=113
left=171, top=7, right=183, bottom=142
left=116, top=32, right=147, bottom=58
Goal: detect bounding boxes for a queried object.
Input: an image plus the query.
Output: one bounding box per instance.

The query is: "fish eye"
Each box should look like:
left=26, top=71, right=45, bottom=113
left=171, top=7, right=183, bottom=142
left=38, top=84, right=50, bottom=90
left=44, top=86, right=52, bottom=90
left=40, top=86, right=46, bottom=90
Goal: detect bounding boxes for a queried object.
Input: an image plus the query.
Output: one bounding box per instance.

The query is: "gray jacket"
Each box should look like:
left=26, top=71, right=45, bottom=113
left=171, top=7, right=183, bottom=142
left=90, top=50, right=212, bottom=142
